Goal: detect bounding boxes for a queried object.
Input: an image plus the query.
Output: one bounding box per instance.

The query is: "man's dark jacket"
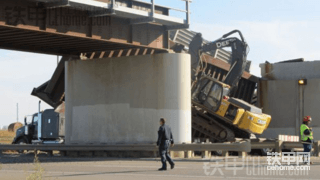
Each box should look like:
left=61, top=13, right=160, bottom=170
left=157, top=124, right=174, bottom=146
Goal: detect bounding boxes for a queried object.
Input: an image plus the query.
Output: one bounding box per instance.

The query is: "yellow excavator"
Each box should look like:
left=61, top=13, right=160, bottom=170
left=189, top=30, right=271, bottom=142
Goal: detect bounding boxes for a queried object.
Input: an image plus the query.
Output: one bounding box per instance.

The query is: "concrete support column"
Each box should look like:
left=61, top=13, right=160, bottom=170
left=201, top=150, right=211, bottom=159
left=275, top=140, right=283, bottom=155
left=185, top=151, right=193, bottom=158
left=238, top=151, right=247, bottom=158
left=65, top=53, right=191, bottom=145
left=314, top=141, right=320, bottom=157
left=222, top=151, right=229, bottom=157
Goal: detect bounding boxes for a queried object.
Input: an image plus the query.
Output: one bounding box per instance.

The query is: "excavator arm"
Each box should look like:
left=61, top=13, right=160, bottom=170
left=189, top=30, right=248, bottom=95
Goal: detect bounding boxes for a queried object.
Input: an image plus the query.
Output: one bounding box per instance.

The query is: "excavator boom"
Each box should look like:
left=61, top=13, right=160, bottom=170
left=189, top=30, right=248, bottom=94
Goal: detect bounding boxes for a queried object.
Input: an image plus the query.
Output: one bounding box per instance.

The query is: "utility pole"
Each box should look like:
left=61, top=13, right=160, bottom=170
left=16, top=103, right=18, bottom=122
left=57, top=55, right=59, bottom=66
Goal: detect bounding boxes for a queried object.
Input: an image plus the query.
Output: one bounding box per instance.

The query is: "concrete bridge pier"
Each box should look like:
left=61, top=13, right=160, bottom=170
left=65, top=53, right=192, bottom=156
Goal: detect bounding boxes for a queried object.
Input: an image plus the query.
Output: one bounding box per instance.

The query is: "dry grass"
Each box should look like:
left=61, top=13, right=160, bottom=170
left=26, top=153, right=45, bottom=180
left=0, top=130, right=16, bottom=153
left=0, top=130, right=15, bottom=144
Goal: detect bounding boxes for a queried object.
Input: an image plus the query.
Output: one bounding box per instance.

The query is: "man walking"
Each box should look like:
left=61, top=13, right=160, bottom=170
left=157, top=118, right=175, bottom=171
left=300, top=116, right=314, bottom=164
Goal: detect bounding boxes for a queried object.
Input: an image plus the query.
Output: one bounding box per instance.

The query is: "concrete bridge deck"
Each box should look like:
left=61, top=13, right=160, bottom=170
left=0, top=0, right=190, bottom=55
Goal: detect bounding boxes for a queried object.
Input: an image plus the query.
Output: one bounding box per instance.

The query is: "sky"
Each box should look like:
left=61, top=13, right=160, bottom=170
left=1, top=0, right=320, bottom=126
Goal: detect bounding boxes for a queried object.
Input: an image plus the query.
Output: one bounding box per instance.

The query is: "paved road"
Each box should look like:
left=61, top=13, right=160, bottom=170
left=0, top=154, right=320, bottom=180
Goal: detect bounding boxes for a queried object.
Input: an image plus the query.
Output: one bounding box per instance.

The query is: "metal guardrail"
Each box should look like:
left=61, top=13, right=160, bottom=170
left=251, top=141, right=276, bottom=149
left=2, top=140, right=318, bottom=157
left=251, top=140, right=320, bottom=157
left=0, top=140, right=250, bottom=153
left=32, top=0, right=191, bottom=29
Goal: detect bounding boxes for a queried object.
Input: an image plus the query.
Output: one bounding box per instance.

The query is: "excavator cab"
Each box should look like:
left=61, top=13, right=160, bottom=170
left=192, top=76, right=230, bottom=112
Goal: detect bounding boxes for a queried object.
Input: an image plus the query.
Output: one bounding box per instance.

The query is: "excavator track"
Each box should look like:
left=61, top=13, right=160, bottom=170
left=192, top=106, right=235, bottom=142
left=191, top=105, right=250, bottom=143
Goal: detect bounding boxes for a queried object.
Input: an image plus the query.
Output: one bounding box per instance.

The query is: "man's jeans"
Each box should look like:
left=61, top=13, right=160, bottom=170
left=303, top=143, right=312, bottom=153
left=303, top=143, right=312, bottom=163
left=159, top=140, right=174, bottom=168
